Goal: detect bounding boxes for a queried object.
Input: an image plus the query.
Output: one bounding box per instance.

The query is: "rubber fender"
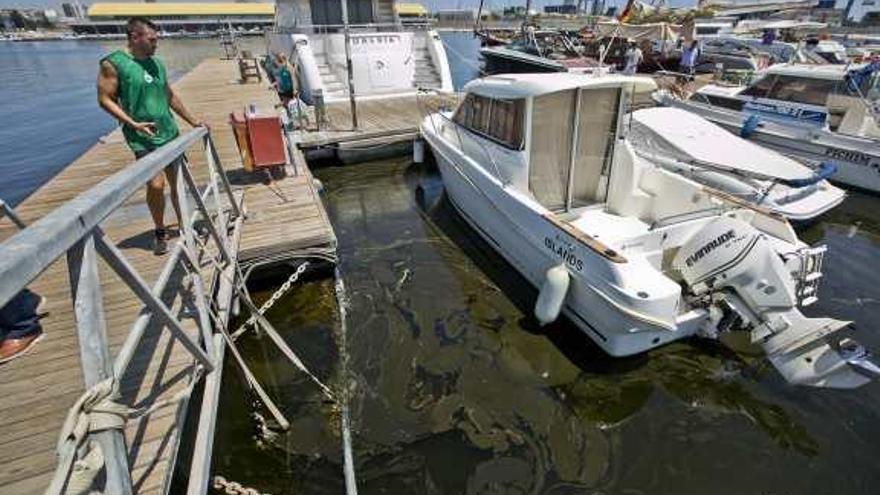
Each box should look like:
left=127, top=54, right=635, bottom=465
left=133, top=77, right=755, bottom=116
left=534, top=264, right=570, bottom=326
left=740, top=114, right=761, bottom=138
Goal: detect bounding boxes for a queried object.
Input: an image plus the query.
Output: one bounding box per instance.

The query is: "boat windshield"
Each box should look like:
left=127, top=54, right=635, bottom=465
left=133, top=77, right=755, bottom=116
left=742, top=74, right=836, bottom=106
left=453, top=93, right=525, bottom=150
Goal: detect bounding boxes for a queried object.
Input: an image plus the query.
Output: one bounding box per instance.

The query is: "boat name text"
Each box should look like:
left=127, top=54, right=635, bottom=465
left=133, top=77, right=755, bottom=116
left=544, top=235, right=584, bottom=272
left=823, top=147, right=874, bottom=167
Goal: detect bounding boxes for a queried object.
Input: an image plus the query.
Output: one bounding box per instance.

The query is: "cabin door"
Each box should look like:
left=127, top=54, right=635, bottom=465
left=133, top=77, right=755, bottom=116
left=310, top=0, right=374, bottom=25
left=569, top=87, right=621, bottom=206
left=529, top=87, right=621, bottom=212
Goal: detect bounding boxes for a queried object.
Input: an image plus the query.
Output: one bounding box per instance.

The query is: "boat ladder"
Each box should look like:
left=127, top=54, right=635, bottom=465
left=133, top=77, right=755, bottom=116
left=795, top=245, right=827, bottom=307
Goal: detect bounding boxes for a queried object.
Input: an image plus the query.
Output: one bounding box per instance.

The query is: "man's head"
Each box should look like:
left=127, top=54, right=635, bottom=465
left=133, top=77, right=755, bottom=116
left=126, top=17, right=158, bottom=58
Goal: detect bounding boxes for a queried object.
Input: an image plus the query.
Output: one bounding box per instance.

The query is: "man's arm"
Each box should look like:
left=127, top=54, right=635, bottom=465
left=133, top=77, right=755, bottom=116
left=166, top=83, right=206, bottom=128
left=97, top=59, right=156, bottom=137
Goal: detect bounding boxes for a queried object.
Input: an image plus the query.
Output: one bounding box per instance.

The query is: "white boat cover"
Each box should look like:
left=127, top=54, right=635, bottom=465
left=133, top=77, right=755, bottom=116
left=595, top=22, right=681, bottom=43
left=632, top=107, right=814, bottom=182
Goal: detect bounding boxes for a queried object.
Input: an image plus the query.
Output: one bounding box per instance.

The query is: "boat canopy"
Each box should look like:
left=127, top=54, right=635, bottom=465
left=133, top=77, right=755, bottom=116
left=594, top=22, right=681, bottom=43
left=463, top=73, right=656, bottom=100
left=632, top=108, right=814, bottom=182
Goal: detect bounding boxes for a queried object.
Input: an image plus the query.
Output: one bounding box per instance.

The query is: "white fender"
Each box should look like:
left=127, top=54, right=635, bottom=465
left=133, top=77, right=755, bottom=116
left=534, top=264, right=570, bottom=326
left=413, top=139, right=425, bottom=164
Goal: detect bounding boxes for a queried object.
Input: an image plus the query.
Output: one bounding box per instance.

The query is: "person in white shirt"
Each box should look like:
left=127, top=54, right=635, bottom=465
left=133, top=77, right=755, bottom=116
left=623, top=40, right=643, bottom=75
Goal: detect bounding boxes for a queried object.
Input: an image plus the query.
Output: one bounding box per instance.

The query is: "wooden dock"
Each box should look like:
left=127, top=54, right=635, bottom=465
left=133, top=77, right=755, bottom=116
left=293, top=92, right=458, bottom=149
left=0, top=58, right=334, bottom=494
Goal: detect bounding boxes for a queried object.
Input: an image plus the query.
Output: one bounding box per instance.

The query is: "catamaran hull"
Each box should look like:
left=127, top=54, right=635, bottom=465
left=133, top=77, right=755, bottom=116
left=423, top=127, right=702, bottom=357
left=659, top=95, right=880, bottom=194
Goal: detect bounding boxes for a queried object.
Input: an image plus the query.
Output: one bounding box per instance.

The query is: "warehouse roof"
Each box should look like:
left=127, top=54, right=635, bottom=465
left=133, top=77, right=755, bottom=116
left=88, top=3, right=275, bottom=18
left=395, top=3, right=428, bottom=16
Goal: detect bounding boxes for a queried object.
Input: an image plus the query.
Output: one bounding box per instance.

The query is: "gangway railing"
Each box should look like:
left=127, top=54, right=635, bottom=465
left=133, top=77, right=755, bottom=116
left=0, top=127, right=242, bottom=495
left=0, top=198, right=27, bottom=230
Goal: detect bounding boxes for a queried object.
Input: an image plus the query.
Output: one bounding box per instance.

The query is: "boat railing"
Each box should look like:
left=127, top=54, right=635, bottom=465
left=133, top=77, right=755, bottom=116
left=0, top=128, right=243, bottom=495
left=274, top=20, right=437, bottom=35
left=434, top=111, right=511, bottom=186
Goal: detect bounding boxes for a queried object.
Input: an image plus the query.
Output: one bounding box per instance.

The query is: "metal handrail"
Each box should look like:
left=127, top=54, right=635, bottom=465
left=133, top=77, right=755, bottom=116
left=0, top=198, right=26, bottom=230
left=0, top=127, right=243, bottom=495
left=273, top=20, right=436, bottom=34
left=0, top=128, right=212, bottom=306
left=435, top=111, right=512, bottom=186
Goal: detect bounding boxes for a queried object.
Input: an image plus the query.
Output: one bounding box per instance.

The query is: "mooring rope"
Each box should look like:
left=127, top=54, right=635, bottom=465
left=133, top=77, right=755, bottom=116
left=334, top=267, right=359, bottom=495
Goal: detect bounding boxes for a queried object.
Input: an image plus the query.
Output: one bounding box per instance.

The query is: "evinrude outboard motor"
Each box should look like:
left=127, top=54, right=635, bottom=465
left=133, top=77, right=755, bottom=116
left=673, top=217, right=879, bottom=388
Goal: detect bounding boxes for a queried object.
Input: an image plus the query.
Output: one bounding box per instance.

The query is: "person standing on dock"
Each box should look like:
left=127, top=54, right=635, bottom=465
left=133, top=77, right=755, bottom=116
left=97, top=17, right=206, bottom=255
left=272, top=53, right=296, bottom=107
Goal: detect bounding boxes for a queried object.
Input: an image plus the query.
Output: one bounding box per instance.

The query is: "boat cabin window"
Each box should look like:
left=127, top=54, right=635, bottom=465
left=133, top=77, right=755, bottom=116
left=310, top=0, right=374, bottom=25
left=741, top=74, right=777, bottom=98
left=765, top=75, right=835, bottom=106
left=453, top=94, right=525, bottom=150
left=529, top=87, right=622, bottom=211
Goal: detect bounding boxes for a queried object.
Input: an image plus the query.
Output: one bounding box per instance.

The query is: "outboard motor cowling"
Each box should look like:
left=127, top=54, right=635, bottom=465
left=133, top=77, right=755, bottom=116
left=673, top=217, right=878, bottom=388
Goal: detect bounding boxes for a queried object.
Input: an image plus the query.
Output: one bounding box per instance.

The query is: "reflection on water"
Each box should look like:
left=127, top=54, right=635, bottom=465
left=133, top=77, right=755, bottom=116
left=212, top=157, right=880, bottom=495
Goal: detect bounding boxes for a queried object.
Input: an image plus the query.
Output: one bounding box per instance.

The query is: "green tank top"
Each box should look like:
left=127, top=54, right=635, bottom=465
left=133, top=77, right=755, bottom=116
left=104, top=50, right=179, bottom=152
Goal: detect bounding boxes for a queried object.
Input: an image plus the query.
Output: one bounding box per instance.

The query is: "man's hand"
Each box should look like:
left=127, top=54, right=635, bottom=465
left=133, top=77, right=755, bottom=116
left=131, top=121, right=157, bottom=137
left=191, top=118, right=210, bottom=131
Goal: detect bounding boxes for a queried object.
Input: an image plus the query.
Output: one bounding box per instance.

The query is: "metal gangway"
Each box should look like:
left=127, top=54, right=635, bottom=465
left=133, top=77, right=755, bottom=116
left=0, top=128, right=243, bottom=495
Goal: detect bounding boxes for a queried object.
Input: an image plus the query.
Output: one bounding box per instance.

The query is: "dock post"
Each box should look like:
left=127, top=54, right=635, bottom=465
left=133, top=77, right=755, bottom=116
left=340, top=0, right=359, bottom=130
left=315, top=89, right=327, bottom=131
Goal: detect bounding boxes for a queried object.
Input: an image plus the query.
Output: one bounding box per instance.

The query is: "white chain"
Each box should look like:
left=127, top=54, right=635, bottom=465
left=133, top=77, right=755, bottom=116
left=231, top=261, right=309, bottom=340
left=212, top=475, right=271, bottom=495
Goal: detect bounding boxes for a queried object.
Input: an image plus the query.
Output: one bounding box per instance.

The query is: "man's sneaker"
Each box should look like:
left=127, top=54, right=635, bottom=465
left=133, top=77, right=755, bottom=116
left=0, top=329, right=44, bottom=364
left=154, top=228, right=169, bottom=256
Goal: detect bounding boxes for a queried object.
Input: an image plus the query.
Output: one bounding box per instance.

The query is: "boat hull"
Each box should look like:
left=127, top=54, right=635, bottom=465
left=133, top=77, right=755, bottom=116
left=422, top=121, right=701, bottom=356
left=480, top=47, right=566, bottom=74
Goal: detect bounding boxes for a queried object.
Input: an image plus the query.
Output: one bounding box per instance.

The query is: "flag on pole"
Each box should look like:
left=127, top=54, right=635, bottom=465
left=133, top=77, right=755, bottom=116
left=618, top=0, right=635, bottom=22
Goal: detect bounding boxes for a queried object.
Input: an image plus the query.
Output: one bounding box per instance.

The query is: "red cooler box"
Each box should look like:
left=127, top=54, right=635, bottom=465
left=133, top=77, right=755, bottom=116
left=245, top=114, right=287, bottom=169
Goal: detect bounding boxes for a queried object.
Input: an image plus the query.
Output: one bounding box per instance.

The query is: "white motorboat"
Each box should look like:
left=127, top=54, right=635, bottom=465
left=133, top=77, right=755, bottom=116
left=268, top=0, right=453, bottom=105
left=420, top=72, right=879, bottom=388
left=629, top=107, right=846, bottom=222
left=655, top=63, right=880, bottom=193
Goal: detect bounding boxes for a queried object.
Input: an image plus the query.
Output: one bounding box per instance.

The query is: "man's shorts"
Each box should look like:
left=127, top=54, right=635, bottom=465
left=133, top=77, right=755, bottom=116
left=134, top=148, right=187, bottom=173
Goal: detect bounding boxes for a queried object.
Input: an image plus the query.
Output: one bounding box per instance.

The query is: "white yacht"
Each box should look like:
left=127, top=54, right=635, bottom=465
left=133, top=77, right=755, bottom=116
left=656, top=63, right=880, bottom=193
left=629, top=107, right=846, bottom=222
left=268, top=0, right=453, bottom=104
left=420, top=73, right=878, bottom=388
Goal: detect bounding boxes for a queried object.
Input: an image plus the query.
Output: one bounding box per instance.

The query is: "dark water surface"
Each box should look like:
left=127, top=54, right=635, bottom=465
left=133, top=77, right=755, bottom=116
left=211, top=156, right=880, bottom=495
left=0, top=38, right=264, bottom=206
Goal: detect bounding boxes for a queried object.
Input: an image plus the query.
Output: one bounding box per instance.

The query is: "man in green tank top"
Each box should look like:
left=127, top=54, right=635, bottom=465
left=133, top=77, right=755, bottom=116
left=97, top=17, right=205, bottom=255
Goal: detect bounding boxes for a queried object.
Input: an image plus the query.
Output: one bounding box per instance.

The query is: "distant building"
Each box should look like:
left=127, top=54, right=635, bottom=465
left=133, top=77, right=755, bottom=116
left=396, top=2, right=428, bottom=22
left=544, top=4, right=579, bottom=15
left=435, top=9, right=477, bottom=28
left=61, top=2, right=87, bottom=20
left=71, top=2, right=275, bottom=34
left=0, top=11, right=14, bottom=31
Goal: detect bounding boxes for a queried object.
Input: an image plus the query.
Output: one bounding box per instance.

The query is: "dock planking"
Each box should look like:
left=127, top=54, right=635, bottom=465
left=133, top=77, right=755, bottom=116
left=293, top=92, right=459, bottom=148
left=0, top=58, right=334, bottom=494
